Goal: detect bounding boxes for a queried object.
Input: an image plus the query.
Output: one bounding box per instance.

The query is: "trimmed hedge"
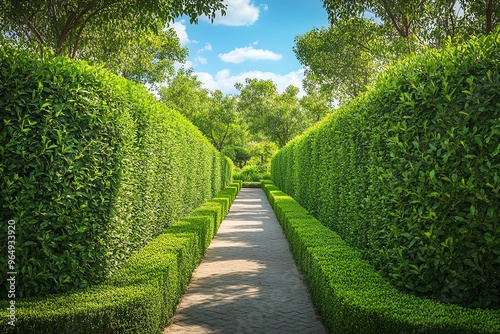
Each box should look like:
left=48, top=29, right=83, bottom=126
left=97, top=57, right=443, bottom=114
left=272, top=31, right=500, bottom=308
left=262, top=181, right=500, bottom=334
left=0, top=183, right=241, bottom=333
left=0, top=46, right=232, bottom=298
left=242, top=181, right=262, bottom=188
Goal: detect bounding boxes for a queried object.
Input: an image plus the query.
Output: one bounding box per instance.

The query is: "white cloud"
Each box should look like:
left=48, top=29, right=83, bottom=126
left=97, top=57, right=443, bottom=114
left=193, top=68, right=306, bottom=96
left=169, top=20, right=189, bottom=46
left=261, top=4, right=269, bottom=11
left=197, top=43, right=213, bottom=53
left=202, top=0, right=260, bottom=26
left=195, top=56, right=207, bottom=65
left=219, top=46, right=282, bottom=63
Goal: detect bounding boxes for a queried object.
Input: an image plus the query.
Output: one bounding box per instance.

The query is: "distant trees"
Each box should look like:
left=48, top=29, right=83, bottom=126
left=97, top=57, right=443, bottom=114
left=235, top=79, right=310, bottom=148
left=160, top=71, right=332, bottom=168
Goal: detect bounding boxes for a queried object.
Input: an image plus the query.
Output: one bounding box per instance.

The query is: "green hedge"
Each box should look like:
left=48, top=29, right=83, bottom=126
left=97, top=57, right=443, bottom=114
left=262, top=181, right=500, bottom=334
left=242, top=181, right=262, bottom=188
left=272, top=31, right=500, bottom=308
left=0, top=46, right=233, bottom=298
left=0, top=183, right=240, bottom=333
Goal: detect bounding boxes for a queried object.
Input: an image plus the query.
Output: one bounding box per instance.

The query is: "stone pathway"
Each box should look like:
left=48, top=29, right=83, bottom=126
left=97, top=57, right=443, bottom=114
left=164, top=188, right=327, bottom=334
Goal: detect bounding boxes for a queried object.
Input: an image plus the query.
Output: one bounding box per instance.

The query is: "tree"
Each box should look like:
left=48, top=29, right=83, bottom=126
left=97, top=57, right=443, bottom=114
left=235, top=78, right=277, bottom=135
left=0, top=0, right=225, bottom=57
left=159, top=68, right=210, bottom=125
left=235, top=79, right=308, bottom=148
left=321, top=0, right=497, bottom=43
left=294, top=17, right=387, bottom=102
left=232, top=146, right=252, bottom=169
left=0, top=0, right=225, bottom=83
left=295, top=0, right=500, bottom=103
left=80, top=20, right=188, bottom=84
left=299, top=91, right=332, bottom=123
left=198, top=90, right=239, bottom=152
left=160, top=71, right=246, bottom=154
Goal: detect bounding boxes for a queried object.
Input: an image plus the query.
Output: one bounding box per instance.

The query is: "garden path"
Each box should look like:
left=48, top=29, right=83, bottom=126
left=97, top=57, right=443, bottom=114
left=164, top=188, right=326, bottom=334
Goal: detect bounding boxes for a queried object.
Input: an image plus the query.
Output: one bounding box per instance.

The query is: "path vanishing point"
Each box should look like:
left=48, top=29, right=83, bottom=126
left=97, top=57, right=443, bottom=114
left=164, top=188, right=327, bottom=334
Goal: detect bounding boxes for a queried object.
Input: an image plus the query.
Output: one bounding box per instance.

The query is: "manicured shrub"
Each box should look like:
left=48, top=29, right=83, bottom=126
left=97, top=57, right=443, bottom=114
left=263, top=181, right=500, bottom=334
left=0, top=46, right=232, bottom=298
left=233, top=165, right=265, bottom=182
left=0, top=183, right=241, bottom=333
left=272, top=31, right=500, bottom=308
left=242, top=181, right=262, bottom=188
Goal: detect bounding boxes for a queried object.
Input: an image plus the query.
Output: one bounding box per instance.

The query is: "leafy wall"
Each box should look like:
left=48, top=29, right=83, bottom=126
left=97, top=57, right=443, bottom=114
left=272, top=31, right=500, bottom=309
left=0, top=46, right=232, bottom=298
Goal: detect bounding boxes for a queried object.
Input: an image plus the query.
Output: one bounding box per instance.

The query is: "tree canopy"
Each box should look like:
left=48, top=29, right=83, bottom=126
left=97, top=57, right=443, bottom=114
left=236, top=78, right=309, bottom=148
left=0, top=0, right=225, bottom=83
left=295, top=0, right=500, bottom=103
left=0, top=0, right=225, bottom=56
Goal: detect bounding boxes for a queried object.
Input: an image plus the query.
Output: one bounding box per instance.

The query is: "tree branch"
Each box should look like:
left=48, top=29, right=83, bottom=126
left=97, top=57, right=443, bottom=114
left=380, top=0, right=407, bottom=37
left=486, top=0, right=494, bottom=34
left=21, top=14, right=45, bottom=46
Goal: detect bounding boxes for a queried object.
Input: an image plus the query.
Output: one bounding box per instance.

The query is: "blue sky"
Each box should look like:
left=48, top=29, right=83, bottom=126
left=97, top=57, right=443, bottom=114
left=170, top=0, right=329, bottom=96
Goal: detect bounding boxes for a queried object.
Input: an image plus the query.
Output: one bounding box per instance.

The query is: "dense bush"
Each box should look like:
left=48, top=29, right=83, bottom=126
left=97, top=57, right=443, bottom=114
left=262, top=181, right=500, bottom=333
left=233, top=165, right=265, bottom=182
left=0, top=46, right=232, bottom=298
left=242, top=181, right=262, bottom=188
left=272, top=31, right=500, bottom=308
left=0, top=183, right=240, bottom=333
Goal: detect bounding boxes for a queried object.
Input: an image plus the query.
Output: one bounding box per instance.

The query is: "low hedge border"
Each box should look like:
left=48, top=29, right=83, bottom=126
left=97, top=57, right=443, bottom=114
left=262, top=180, right=500, bottom=334
left=0, top=182, right=241, bottom=333
left=242, top=181, right=262, bottom=188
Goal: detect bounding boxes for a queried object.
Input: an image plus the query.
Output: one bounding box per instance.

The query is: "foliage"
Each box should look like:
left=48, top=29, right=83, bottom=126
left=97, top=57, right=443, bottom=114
left=159, top=68, right=210, bottom=123
left=0, top=46, right=232, bottom=298
left=160, top=69, right=247, bottom=153
left=233, top=165, right=266, bottom=182
left=197, top=90, right=240, bottom=152
left=294, top=18, right=387, bottom=102
left=262, top=181, right=500, bottom=333
left=296, top=0, right=500, bottom=103
left=0, top=0, right=225, bottom=56
left=236, top=79, right=309, bottom=147
left=0, top=183, right=241, bottom=333
left=80, top=20, right=188, bottom=84
left=160, top=70, right=319, bottom=167
left=322, top=0, right=499, bottom=41
left=272, top=31, right=500, bottom=309
left=299, top=90, right=333, bottom=123
left=230, top=146, right=252, bottom=169
left=0, top=0, right=224, bottom=83
left=242, top=182, right=262, bottom=188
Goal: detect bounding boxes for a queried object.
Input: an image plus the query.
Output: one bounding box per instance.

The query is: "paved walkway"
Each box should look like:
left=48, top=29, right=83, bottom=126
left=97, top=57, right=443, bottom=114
left=164, top=188, right=327, bottom=334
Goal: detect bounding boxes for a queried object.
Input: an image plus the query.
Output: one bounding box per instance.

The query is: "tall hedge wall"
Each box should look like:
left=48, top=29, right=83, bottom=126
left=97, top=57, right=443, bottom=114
left=272, top=31, right=500, bottom=309
left=0, top=46, right=232, bottom=298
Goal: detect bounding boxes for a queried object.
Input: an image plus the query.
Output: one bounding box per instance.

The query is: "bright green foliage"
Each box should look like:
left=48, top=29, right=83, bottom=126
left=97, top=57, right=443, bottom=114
left=263, top=181, right=500, bottom=333
left=236, top=79, right=309, bottom=148
left=233, top=166, right=265, bottom=182
left=0, top=46, right=232, bottom=298
left=80, top=21, right=188, bottom=84
left=0, top=183, right=240, bottom=333
left=294, top=18, right=386, bottom=102
left=0, top=0, right=223, bottom=84
left=241, top=182, right=262, bottom=188
left=298, top=0, right=500, bottom=104
left=272, top=32, right=500, bottom=309
left=0, top=0, right=225, bottom=57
